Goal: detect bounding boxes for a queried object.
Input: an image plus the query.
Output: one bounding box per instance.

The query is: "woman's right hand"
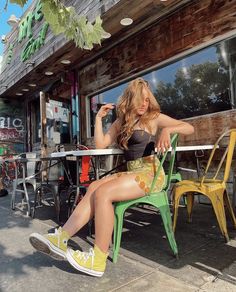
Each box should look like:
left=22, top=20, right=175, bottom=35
left=96, top=103, right=115, bottom=118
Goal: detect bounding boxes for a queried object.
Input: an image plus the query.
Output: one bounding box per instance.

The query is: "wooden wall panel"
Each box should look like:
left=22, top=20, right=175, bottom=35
left=79, top=0, right=236, bottom=95
left=0, top=0, right=121, bottom=95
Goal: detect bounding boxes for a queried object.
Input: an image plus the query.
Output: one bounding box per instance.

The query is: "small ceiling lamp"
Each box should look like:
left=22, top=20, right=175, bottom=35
left=22, top=88, right=29, bottom=92
left=7, top=14, right=20, bottom=26
left=45, top=71, right=54, bottom=76
left=102, top=32, right=111, bottom=39
left=16, top=92, right=23, bottom=96
left=1, top=35, right=7, bottom=44
left=120, top=17, right=133, bottom=26
left=28, top=83, right=37, bottom=87
left=26, top=61, right=35, bottom=67
left=60, top=59, right=71, bottom=65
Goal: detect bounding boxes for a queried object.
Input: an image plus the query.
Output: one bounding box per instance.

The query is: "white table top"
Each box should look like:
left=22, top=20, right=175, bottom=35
left=50, top=148, right=123, bottom=158
left=50, top=145, right=216, bottom=158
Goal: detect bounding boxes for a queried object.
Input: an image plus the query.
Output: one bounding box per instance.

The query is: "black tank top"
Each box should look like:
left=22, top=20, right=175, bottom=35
left=124, top=130, right=156, bottom=161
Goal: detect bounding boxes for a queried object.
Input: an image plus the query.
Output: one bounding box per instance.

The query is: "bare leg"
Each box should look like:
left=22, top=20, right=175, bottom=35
left=94, top=174, right=145, bottom=253
left=62, top=175, right=118, bottom=237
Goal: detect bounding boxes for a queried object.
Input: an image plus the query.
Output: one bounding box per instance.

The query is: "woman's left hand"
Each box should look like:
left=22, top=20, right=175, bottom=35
left=156, top=128, right=171, bottom=154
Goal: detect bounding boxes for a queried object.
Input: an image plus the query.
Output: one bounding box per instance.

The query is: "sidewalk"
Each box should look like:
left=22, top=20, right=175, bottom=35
left=0, top=193, right=236, bottom=292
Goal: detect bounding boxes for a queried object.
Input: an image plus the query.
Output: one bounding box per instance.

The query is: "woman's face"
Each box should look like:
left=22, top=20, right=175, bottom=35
left=136, top=88, right=150, bottom=116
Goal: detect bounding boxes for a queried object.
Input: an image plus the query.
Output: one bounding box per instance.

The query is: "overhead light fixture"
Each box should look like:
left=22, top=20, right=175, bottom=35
left=1, top=35, right=7, bottom=44
left=83, top=45, right=92, bottom=50
left=22, top=88, right=29, bottom=92
left=26, top=61, right=35, bottom=67
left=102, top=32, right=111, bottom=39
left=7, top=14, right=20, bottom=26
left=45, top=71, right=54, bottom=76
left=28, top=83, right=37, bottom=87
left=120, top=17, right=133, bottom=26
left=16, top=92, right=23, bottom=96
left=60, top=59, right=71, bottom=65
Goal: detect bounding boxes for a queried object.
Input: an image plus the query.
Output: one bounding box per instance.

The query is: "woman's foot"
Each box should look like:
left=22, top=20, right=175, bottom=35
left=29, top=227, right=70, bottom=260
left=66, top=245, right=108, bottom=277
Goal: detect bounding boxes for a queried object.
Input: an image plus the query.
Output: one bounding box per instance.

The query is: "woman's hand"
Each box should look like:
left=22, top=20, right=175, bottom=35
left=156, top=128, right=171, bottom=154
left=96, top=103, right=115, bottom=119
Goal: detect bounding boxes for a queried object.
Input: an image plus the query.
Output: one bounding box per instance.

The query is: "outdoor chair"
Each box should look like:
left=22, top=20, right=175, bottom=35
left=172, top=129, right=236, bottom=242
left=112, top=134, right=179, bottom=263
left=11, top=152, right=39, bottom=216
left=11, top=152, right=59, bottom=218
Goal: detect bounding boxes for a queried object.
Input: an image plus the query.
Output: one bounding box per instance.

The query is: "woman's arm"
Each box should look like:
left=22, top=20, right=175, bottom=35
left=156, top=113, right=194, bottom=153
left=94, top=104, right=120, bottom=149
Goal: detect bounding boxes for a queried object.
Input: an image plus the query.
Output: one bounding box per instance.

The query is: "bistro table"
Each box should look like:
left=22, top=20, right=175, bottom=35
left=51, top=148, right=123, bottom=181
left=50, top=144, right=216, bottom=183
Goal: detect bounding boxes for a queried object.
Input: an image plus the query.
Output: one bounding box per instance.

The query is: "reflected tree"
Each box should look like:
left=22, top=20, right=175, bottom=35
left=154, top=61, right=231, bottom=119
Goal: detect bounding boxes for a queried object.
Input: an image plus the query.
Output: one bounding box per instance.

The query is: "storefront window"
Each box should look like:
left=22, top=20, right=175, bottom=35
left=88, top=36, right=236, bottom=135
left=33, top=99, right=71, bottom=146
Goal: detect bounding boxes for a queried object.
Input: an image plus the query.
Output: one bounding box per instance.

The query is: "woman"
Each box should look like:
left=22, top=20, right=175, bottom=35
left=29, top=78, right=194, bottom=277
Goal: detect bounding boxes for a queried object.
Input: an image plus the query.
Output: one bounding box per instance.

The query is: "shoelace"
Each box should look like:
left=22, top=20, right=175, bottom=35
left=75, top=248, right=95, bottom=266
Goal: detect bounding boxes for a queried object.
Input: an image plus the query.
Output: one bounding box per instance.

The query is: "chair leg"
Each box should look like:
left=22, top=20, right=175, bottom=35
left=210, top=190, right=229, bottom=242
left=186, top=193, right=194, bottom=223
left=223, top=190, right=236, bottom=228
left=159, top=204, right=178, bottom=257
left=172, top=188, right=184, bottom=232
left=23, top=182, right=31, bottom=216
left=113, top=208, right=125, bottom=263
left=31, top=187, right=39, bottom=218
left=11, top=180, right=17, bottom=210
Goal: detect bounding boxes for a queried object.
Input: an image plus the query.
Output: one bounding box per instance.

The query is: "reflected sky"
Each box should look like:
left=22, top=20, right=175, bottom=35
left=93, top=46, right=218, bottom=106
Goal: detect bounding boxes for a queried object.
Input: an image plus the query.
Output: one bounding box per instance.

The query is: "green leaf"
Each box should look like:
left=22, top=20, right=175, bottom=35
left=10, top=0, right=106, bottom=50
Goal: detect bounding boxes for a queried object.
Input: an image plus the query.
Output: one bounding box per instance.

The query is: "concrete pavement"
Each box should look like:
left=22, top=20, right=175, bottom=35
left=0, top=193, right=236, bottom=291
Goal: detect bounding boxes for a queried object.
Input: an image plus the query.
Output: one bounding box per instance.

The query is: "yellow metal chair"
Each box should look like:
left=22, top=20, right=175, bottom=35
left=172, top=129, right=236, bottom=242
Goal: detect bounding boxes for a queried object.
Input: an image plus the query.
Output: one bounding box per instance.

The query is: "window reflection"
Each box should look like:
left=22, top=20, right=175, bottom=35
left=88, top=36, right=236, bottom=135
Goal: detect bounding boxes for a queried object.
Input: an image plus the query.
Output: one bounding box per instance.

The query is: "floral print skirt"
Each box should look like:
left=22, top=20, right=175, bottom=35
left=116, top=155, right=165, bottom=194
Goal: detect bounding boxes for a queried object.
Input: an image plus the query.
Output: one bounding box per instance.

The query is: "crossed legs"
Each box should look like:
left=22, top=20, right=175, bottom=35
left=62, top=173, right=145, bottom=252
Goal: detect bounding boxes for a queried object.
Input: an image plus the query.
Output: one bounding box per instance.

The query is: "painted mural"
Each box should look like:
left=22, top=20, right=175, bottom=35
left=0, top=100, right=25, bottom=155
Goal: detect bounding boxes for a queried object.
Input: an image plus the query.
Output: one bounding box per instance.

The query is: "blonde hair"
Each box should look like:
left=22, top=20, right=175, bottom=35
left=116, top=77, right=160, bottom=149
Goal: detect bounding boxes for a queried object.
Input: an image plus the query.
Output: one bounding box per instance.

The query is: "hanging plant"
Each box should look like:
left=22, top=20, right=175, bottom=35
left=8, top=0, right=106, bottom=50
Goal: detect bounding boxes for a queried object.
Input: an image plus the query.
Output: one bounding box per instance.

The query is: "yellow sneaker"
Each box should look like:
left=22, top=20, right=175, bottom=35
left=29, top=227, right=70, bottom=260
left=66, top=245, right=108, bottom=277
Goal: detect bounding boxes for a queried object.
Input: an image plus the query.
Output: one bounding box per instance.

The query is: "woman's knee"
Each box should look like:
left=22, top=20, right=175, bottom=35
left=94, top=185, right=111, bottom=204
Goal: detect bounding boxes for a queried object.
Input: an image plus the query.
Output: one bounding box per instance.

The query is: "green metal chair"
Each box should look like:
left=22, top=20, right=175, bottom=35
left=113, top=134, right=179, bottom=263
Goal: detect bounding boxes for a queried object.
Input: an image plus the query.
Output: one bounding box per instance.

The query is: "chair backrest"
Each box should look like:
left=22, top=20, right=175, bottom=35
left=17, top=152, right=37, bottom=178
left=149, top=134, right=178, bottom=194
left=201, top=128, right=236, bottom=184
left=25, top=152, right=37, bottom=177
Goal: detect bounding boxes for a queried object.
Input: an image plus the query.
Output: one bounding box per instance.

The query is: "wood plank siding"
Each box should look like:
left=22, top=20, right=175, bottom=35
left=78, top=0, right=236, bottom=144
left=0, top=0, right=121, bottom=97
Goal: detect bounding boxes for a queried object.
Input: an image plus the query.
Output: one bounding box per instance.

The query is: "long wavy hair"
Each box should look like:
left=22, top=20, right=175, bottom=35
left=116, top=77, right=160, bottom=149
